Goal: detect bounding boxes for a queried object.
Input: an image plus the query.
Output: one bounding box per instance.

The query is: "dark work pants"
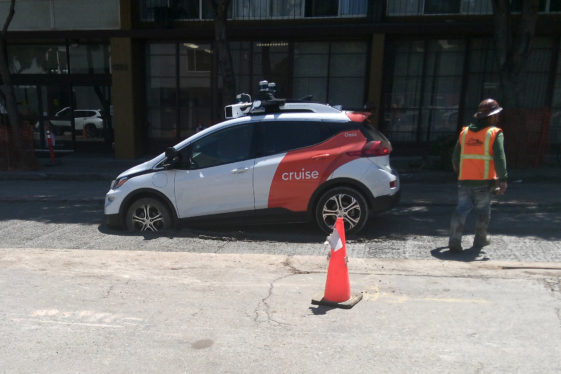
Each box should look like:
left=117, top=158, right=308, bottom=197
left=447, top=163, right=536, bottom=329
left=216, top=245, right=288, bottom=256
left=449, top=184, right=491, bottom=243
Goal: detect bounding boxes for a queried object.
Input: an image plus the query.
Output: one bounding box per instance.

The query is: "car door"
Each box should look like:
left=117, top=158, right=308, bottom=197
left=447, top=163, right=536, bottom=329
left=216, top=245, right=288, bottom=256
left=253, top=120, right=338, bottom=212
left=73, top=110, right=88, bottom=131
left=174, top=123, right=256, bottom=218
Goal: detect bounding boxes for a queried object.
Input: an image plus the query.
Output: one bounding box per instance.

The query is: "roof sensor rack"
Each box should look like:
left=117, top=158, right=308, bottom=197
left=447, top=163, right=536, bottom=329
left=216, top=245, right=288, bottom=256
left=224, top=81, right=341, bottom=119
left=224, top=93, right=253, bottom=119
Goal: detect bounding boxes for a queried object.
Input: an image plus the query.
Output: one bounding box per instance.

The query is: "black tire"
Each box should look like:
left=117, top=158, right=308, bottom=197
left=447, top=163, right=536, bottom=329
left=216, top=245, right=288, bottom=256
left=85, top=123, right=98, bottom=138
left=314, top=186, right=369, bottom=235
left=125, top=197, right=173, bottom=232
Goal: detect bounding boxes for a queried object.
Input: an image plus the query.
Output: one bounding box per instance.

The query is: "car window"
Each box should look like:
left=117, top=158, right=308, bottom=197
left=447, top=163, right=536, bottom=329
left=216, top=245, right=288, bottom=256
left=359, top=122, right=391, bottom=143
left=179, top=123, right=254, bottom=169
left=256, top=121, right=337, bottom=157
left=74, top=110, right=91, bottom=118
left=55, top=107, right=72, bottom=119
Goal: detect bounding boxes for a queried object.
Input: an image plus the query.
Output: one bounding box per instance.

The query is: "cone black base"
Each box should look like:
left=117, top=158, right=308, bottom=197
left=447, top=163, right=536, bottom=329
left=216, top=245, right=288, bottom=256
left=311, top=292, right=363, bottom=309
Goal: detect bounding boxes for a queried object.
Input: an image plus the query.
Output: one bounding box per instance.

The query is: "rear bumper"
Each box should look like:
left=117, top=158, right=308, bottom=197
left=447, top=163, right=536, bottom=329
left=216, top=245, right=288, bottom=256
left=372, top=189, right=401, bottom=213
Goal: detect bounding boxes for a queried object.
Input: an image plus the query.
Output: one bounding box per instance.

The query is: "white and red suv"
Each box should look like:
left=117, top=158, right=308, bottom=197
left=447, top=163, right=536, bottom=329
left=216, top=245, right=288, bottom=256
left=105, top=89, right=400, bottom=234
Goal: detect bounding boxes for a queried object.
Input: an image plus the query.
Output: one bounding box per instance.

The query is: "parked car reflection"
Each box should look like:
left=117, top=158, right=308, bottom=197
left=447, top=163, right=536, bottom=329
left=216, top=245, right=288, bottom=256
left=51, top=107, right=104, bottom=137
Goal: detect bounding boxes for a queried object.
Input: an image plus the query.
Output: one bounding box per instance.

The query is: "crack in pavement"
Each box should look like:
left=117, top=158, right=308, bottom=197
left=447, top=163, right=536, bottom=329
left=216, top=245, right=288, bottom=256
left=542, top=277, right=561, bottom=327
left=253, top=256, right=321, bottom=326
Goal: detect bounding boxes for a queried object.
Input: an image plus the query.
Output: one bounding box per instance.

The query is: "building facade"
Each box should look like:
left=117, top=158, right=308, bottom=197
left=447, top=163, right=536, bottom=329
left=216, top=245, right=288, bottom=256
left=2, top=0, right=561, bottom=160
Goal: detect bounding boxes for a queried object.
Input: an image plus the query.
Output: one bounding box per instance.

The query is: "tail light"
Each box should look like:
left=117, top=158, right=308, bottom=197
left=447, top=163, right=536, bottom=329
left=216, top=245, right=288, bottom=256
left=347, top=140, right=392, bottom=157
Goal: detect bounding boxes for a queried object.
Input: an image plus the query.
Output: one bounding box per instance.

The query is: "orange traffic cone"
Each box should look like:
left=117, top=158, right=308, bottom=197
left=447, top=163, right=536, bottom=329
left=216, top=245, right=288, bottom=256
left=311, top=217, right=363, bottom=309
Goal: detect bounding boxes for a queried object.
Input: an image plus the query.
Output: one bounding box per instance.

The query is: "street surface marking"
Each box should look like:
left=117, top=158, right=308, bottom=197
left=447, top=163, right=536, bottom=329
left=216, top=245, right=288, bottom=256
left=13, top=309, right=146, bottom=328
left=14, top=318, right=124, bottom=328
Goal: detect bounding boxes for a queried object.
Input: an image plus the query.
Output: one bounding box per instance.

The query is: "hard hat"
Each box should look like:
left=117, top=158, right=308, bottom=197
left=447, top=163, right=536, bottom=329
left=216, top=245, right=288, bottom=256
left=474, top=98, right=503, bottom=119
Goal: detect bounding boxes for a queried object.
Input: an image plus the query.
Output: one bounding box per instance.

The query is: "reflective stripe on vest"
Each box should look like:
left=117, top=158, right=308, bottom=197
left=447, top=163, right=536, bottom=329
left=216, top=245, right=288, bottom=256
left=459, top=126, right=500, bottom=180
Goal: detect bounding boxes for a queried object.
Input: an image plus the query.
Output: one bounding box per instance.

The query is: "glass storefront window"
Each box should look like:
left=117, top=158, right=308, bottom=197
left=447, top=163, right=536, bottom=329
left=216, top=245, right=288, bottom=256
left=305, top=0, right=338, bottom=17
left=339, top=0, right=368, bottom=15
left=328, top=41, right=367, bottom=109
left=386, top=0, right=423, bottom=15
left=385, top=39, right=465, bottom=143
left=252, top=41, right=289, bottom=98
left=424, top=0, right=460, bottom=14
left=386, top=36, right=559, bottom=146
left=421, top=40, right=465, bottom=141
left=230, top=41, right=252, bottom=94
left=140, top=0, right=213, bottom=21
left=9, top=43, right=111, bottom=75
left=72, top=86, right=111, bottom=145
left=146, top=43, right=177, bottom=140
left=294, top=41, right=367, bottom=108
left=180, top=43, right=212, bottom=73
left=387, top=0, right=492, bottom=15
left=271, top=0, right=304, bottom=18
left=8, top=45, right=68, bottom=74
left=179, top=43, right=212, bottom=136
left=139, top=0, right=366, bottom=20
left=294, top=42, right=329, bottom=103
left=232, top=0, right=270, bottom=19
left=146, top=42, right=213, bottom=143
left=464, top=38, right=553, bottom=121
left=4, top=0, right=119, bottom=31
left=522, top=38, right=555, bottom=107
left=303, top=0, right=369, bottom=17
left=387, top=0, right=561, bottom=15
left=69, top=44, right=111, bottom=74
left=384, top=40, right=424, bottom=142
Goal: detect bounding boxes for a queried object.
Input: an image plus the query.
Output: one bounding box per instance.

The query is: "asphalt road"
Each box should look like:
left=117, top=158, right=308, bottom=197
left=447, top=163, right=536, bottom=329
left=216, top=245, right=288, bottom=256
left=2, top=249, right=561, bottom=374
left=0, top=180, right=560, bottom=262
left=1, top=178, right=561, bottom=373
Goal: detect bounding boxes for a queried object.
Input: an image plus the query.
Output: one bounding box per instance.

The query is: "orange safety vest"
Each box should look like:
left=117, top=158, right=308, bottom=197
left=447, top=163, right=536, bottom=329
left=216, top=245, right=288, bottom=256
left=458, top=126, right=502, bottom=180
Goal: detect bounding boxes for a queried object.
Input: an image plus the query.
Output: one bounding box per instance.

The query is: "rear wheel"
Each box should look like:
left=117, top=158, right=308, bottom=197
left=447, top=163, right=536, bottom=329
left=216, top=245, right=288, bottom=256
left=84, top=123, right=98, bottom=138
left=315, top=187, right=369, bottom=234
left=125, top=197, right=173, bottom=232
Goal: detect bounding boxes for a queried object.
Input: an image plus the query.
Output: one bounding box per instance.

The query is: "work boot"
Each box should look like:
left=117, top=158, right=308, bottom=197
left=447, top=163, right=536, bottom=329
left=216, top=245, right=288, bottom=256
left=448, top=238, right=462, bottom=254
left=473, top=228, right=490, bottom=248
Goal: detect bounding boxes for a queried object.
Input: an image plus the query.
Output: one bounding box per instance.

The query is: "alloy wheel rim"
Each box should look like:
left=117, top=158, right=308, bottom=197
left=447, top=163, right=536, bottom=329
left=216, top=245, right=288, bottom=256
left=322, top=193, right=361, bottom=230
left=131, top=204, right=164, bottom=231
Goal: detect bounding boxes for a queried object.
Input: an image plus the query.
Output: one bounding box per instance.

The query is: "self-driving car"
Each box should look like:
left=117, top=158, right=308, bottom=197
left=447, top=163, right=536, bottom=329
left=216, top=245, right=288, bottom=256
left=105, top=83, right=400, bottom=234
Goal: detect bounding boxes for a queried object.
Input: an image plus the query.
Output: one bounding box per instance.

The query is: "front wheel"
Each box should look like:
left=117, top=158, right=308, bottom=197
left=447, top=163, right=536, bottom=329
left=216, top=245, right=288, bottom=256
left=315, top=187, right=369, bottom=234
left=125, top=197, right=173, bottom=232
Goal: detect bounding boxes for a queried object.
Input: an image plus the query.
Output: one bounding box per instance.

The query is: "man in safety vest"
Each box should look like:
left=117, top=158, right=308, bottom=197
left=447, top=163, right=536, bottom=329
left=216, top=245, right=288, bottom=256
left=449, top=98, right=508, bottom=253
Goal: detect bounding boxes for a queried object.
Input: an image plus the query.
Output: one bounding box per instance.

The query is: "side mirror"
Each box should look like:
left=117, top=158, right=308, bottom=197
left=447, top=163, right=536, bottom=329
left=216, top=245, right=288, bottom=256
left=165, top=147, right=177, bottom=159
left=163, top=147, right=179, bottom=169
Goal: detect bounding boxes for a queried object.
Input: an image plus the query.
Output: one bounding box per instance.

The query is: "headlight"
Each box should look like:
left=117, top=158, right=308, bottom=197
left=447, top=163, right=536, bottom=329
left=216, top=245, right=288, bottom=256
left=111, top=177, right=129, bottom=190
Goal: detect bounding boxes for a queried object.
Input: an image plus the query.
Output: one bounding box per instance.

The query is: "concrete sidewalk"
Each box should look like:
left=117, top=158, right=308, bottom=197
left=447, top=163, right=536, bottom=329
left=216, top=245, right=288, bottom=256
left=2, top=248, right=561, bottom=374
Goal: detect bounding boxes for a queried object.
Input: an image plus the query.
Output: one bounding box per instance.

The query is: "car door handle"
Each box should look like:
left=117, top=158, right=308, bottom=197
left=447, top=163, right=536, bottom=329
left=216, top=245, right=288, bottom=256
left=312, top=153, right=331, bottom=160
left=231, top=167, right=250, bottom=174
